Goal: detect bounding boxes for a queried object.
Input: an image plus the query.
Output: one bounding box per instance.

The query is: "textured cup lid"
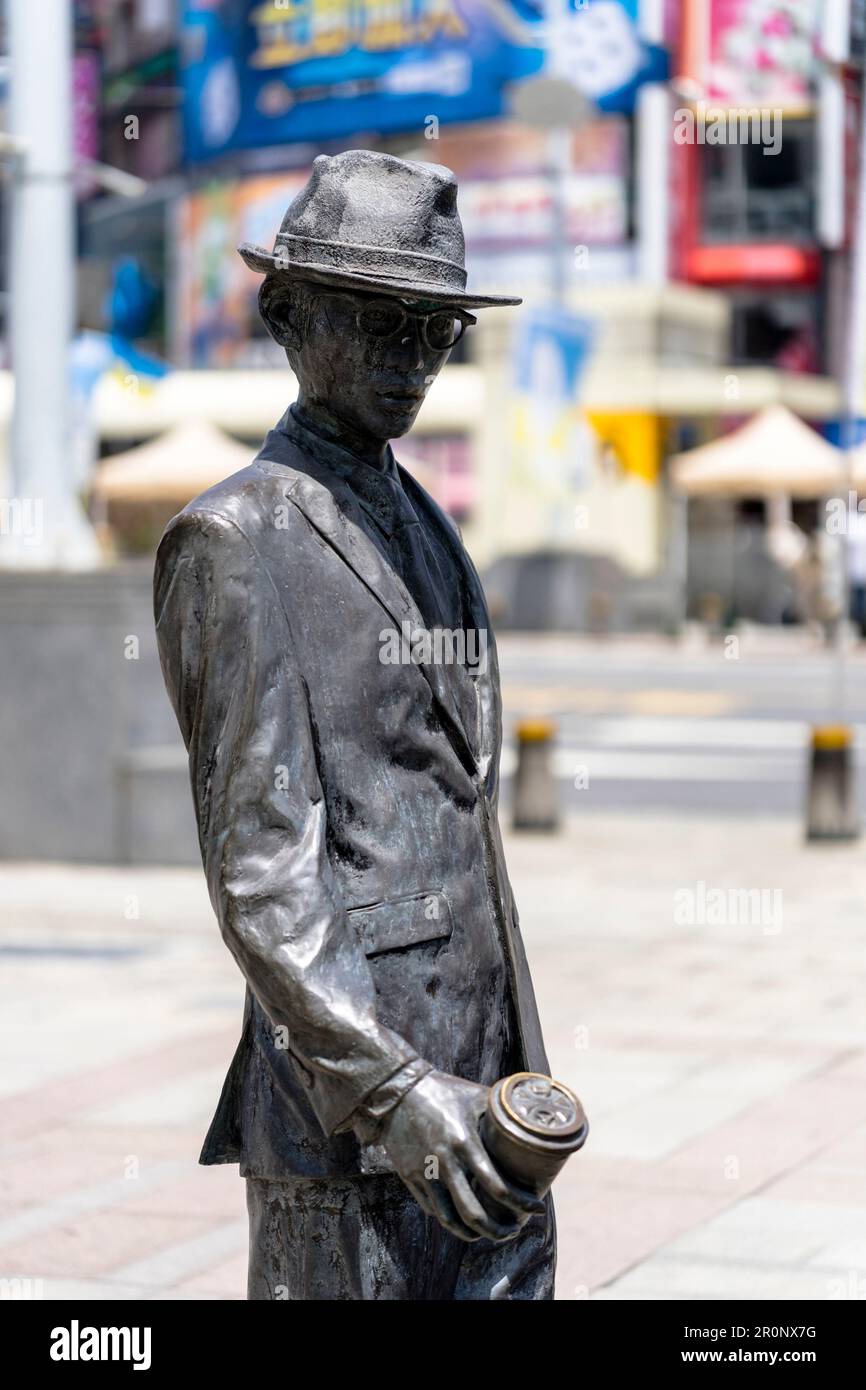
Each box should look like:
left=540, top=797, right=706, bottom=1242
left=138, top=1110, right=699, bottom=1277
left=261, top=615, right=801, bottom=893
left=500, top=1072, right=586, bottom=1140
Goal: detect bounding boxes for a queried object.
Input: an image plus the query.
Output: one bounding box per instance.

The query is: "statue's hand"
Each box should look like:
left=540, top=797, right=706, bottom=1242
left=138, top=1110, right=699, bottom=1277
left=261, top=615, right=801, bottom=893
left=377, top=1069, right=546, bottom=1243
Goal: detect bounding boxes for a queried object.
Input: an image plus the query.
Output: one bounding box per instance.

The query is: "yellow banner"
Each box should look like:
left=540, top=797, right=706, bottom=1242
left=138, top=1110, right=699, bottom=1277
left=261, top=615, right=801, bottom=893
left=587, top=412, right=661, bottom=484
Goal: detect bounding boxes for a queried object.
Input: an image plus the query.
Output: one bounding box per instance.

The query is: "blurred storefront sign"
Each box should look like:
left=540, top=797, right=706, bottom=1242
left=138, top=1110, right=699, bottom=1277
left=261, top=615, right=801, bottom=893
left=180, top=0, right=666, bottom=161
left=174, top=171, right=307, bottom=366
left=459, top=172, right=627, bottom=248
left=424, top=113, right=627, bottom=178
left=673, top=1, right=824, bottom=373
left=468, top=244, right=636, bottom=293
left=420, top=113, right=630, bottom=290
left=686, top=243, right=822, bottom=284
left=704, top=0, right=819, bottom=111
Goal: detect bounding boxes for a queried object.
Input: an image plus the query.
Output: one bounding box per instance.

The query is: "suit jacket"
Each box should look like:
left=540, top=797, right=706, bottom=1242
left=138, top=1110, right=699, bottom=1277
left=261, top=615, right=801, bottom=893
left=153, top=408, right=550, bottom=1179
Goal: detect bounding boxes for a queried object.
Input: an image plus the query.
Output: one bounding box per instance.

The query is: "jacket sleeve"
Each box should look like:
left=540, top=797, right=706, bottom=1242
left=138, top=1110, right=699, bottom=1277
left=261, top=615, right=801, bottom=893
left=154, top=506, right=424, bottom=1136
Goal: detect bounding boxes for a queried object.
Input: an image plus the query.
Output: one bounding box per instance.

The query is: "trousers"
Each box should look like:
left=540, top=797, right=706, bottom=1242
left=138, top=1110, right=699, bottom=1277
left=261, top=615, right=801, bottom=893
left=246, top=1174, right=556, bottom=1301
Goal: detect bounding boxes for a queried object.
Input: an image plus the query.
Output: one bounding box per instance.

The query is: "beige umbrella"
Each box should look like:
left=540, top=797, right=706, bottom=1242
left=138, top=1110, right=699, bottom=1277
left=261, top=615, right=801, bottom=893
left=670, top=405, right=848, bottom=498
left=91, top=420, right=255, bottom=504
left=93, top=417, right=444, bottom=506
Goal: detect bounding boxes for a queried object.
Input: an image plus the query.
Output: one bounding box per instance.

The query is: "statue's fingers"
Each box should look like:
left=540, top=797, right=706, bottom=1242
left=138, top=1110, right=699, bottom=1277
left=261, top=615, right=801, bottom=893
left=461, top=1143, right=546, bottom=1217
left=443, top=1163, right=519, bottom=1242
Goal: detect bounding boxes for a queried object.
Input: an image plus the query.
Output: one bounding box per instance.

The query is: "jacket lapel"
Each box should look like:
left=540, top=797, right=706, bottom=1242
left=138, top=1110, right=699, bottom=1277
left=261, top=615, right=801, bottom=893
left=400, top=468, right=501, bottom=793
left=257, top=438, right=479, bottom=776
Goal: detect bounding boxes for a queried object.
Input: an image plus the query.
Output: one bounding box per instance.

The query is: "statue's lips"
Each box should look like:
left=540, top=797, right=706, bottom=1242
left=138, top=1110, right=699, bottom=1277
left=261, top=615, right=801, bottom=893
left=376, top=388, right=425, bottom=407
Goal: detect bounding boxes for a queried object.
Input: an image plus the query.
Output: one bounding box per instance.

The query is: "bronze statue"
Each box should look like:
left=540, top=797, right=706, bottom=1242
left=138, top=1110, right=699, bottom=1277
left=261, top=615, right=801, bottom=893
left=154, top=150, right=579, bottom=1300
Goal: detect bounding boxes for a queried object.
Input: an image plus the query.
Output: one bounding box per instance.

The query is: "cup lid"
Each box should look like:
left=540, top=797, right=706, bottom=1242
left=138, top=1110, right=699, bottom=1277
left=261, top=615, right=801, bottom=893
left=499, top=1072, right=586, bottom=1140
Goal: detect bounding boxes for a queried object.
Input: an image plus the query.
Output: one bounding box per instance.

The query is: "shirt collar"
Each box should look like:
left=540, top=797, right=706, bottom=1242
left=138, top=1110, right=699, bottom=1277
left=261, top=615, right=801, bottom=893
left=278, top=405, right=407, bottom=536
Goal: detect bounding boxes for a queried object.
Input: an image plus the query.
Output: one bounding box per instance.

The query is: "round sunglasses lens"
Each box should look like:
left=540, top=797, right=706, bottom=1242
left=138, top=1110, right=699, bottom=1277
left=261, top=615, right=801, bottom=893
left=426, top=314, right=461, bottom=349
left=358, top=302, right=404, bottom=337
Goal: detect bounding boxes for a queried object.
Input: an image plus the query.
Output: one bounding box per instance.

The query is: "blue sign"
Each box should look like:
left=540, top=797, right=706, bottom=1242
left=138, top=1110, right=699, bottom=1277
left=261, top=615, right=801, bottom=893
left=181, top=1, right=667, bottom=162
left=514, top=304, right=595, bottom=398
left=825, top=419, right=866, bottom=449
left=510, top=304, right=596, bottom=495
left=566, top=0, right=668, bottom=116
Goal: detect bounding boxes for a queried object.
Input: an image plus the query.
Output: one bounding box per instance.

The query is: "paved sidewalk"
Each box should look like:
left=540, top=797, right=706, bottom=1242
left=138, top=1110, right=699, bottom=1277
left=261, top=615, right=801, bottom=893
left=1, top=815, right=865, bottom=1301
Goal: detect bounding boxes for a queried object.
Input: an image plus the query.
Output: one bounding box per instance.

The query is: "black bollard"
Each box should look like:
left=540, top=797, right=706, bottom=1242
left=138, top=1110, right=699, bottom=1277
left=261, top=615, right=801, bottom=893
left=513, top=719, right=560, bottom=832
left=806, top=725, right=860, bottom=842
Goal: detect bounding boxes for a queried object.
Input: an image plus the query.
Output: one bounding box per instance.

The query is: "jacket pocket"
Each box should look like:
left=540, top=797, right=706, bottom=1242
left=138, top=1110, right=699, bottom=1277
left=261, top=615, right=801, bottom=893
left=347, top=889, right=453, bottom=957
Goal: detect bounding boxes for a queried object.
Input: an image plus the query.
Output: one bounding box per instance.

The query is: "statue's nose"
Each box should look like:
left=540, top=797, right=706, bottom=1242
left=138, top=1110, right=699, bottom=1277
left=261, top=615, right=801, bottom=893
left=395, top=318, right=425, bottom=368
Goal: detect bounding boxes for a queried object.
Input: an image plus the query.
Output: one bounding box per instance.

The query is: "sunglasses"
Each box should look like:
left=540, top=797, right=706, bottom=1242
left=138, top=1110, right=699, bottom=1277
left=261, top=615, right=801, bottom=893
left=319, top=291, right=476, bottom=351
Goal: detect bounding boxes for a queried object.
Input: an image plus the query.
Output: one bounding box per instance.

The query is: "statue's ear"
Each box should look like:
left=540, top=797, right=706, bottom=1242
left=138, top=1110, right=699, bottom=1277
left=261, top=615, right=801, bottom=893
left=258, top=277, right=303, bottom=350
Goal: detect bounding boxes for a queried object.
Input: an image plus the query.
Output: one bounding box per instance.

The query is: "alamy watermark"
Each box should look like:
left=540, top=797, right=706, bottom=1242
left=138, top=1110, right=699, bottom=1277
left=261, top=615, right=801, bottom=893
left=0, top=496, right=43, bottom=545
left=0, top=1277, right=44, bottom=1299
left=674, top=880, right=783, bottom=935
left=50, top=1321, right=151, bottom=1370
left=674, top=103, right=783, bottom=157
left=826, top=492, right=866, bottom=534
left=379, top=622, right=488, bottom=674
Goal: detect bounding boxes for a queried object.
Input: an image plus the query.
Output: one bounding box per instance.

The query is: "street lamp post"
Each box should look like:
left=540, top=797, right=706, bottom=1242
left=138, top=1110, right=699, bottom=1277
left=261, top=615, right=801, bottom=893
left=3, top=0, right=99, bottom=567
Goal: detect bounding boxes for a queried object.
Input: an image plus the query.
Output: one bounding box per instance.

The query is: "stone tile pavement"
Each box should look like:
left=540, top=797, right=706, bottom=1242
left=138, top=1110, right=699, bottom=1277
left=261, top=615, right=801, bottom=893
left=2, top=814, right=865, bottom=1301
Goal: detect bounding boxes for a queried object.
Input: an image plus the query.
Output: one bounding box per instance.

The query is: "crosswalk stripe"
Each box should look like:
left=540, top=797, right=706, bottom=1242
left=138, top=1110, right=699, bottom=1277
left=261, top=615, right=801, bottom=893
left=500, top=749, right=805, bottom=782
left=499, top=717, right=866, bottom=782
left=564, top=719, right=866, bottom=749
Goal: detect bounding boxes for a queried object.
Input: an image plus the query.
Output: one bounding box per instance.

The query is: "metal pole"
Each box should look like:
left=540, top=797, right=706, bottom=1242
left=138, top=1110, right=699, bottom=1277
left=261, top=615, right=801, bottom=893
left=542, top=0, right=569, bottom=306
left=637, top=0, right=670, bottom=284
left=3, top=0, right=99, bottom=568
left=636, top=82, right=671, bottom=284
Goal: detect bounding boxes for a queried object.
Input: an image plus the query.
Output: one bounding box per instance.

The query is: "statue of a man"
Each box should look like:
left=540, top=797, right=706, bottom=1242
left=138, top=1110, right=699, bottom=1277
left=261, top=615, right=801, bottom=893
left=154, top=150, right=556, bottom=1300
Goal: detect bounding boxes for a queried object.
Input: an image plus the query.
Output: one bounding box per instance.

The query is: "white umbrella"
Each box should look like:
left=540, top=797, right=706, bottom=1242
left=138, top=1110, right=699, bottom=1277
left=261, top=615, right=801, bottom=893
left=670, top=405, right=848, bottom=499
left=93, top=418, right=444, bottom=508
left=91, top=420, right=254, bottom=504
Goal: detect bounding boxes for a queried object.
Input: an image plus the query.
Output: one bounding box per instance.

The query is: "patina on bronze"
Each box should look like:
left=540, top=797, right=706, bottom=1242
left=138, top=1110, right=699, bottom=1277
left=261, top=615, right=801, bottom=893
left=154, top=150, right=584, bottom=1301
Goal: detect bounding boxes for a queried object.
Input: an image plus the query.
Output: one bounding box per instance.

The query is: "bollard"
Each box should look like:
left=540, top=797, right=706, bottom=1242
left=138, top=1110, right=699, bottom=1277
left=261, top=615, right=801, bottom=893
left=805, top=725, right=860, bottom=842
left=698, top=591, right=725, bottom=637
left=513, top=719, right=559, bottom=832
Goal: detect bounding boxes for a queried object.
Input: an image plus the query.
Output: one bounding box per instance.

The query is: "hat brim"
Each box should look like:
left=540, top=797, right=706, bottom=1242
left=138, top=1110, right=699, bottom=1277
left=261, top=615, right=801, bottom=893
left=237, top=242, right=522, bottom=309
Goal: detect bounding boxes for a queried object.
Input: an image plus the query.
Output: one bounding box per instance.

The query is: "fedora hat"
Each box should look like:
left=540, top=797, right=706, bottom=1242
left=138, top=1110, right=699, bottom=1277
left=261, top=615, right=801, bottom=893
left=237, top=149, right=520, bottom=309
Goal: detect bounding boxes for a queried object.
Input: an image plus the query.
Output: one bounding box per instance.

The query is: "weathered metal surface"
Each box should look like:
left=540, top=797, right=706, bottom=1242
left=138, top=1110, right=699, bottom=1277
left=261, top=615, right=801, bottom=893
left=154, top=151, right=561, bottom=1299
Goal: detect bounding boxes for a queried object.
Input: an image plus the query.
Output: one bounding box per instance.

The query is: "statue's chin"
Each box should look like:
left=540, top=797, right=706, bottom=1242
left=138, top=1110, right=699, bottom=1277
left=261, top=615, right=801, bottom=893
left=370, top=400, right=424, bottom=438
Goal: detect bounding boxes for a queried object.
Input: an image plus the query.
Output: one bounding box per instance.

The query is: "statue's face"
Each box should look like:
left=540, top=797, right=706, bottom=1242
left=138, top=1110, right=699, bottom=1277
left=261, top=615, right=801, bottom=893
left=293, top=287, right=473, bottom=440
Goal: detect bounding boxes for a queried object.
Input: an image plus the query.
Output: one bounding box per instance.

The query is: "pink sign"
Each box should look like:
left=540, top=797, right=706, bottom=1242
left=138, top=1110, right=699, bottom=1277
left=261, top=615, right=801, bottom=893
left=707, top=0, right=818, bottom=110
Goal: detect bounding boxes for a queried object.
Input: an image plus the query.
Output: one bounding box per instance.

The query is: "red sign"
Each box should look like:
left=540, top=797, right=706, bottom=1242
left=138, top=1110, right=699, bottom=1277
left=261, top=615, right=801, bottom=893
left=686, top=243, right=821, bottom=284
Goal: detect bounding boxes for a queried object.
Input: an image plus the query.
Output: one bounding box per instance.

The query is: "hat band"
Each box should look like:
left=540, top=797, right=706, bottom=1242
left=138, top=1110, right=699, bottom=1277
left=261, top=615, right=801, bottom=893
left=272, top=232, right=468, bottom=290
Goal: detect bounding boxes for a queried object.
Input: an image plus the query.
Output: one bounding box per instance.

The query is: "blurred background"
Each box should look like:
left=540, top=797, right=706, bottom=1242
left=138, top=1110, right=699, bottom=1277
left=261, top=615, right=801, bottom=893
left=3, top=0, right=866, bottom=859
left=3, top=0, right=866, bottom=1304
